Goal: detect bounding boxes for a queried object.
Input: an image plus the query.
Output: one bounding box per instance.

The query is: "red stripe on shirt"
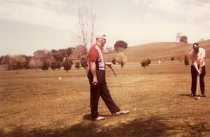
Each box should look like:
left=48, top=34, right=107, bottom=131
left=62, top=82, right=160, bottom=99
left=88, top=46, right=98, bottom=62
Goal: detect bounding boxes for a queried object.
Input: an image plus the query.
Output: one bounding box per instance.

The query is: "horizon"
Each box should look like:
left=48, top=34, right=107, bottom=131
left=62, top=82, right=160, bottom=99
left=1, top=0, right=210, bottom=56
left=0, top=41, right=194, bottom=57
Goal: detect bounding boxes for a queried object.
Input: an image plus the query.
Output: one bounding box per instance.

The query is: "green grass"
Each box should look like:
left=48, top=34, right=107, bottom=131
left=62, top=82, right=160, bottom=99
left=0, top=60, right=210, bottom=137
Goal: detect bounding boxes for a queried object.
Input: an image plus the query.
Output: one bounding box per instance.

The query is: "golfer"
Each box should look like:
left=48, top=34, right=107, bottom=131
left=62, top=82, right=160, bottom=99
left=87, top=34, right=129, bottom=121
left=189, top=43, right=206, bottom=97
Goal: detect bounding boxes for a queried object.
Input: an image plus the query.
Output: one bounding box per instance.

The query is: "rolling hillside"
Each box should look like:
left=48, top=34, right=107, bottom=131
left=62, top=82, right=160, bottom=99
left=105, top=42, right=210, bottom=62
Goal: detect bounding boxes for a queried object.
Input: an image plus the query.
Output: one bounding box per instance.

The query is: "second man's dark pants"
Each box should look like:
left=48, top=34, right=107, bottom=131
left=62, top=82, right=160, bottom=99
left=191, top=65, right=206, bottom=96
left=88, top=70, right=120, bottom=119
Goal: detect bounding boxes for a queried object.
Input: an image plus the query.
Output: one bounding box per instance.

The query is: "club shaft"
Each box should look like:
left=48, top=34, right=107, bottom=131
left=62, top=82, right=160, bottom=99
left=109, top=66, right=134, bottom=108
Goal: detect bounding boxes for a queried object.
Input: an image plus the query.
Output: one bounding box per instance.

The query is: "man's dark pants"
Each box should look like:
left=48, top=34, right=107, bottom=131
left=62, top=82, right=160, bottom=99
left=88, top=70, right=120, bottom=119
left=191, top=65, right=206, bottom=96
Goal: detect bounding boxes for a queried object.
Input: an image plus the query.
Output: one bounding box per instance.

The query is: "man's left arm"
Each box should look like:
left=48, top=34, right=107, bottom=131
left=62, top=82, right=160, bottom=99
left=198, top=49, right=206, bottom=73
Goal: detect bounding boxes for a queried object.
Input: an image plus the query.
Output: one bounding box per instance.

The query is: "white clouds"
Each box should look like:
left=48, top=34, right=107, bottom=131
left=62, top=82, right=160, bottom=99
left=132, top=0, right=141, bottom=6
left=130, top=0, right=210, bottom=27
left=132, top=0, right=151, bottom=7
left=132, top=0, right=147, bottom=6
left=0, top=19, right=75, bottom=55
left=0, top=0, right=77, bottom=30
left=1, top=0, right=210, bottom=55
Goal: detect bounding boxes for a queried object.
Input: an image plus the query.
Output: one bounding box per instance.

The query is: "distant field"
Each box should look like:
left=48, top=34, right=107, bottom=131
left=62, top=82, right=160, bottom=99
left=0, top=59, right=210, bottom=137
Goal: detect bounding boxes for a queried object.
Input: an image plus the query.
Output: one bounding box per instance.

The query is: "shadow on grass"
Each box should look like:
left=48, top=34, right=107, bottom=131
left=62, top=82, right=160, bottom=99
left=179, top=93, right=191, bottom=97
left=83, top=114, right=92, bottom=120
left=83, top=114, right=115, bottom=121
left=179, top=94, right=207, bottom=99
left=0, top=116, right=210, bottom=137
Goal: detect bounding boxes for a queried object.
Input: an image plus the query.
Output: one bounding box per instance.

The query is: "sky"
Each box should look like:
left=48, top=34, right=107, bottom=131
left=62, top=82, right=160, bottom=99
left=1, top=0, right=210, bottom=56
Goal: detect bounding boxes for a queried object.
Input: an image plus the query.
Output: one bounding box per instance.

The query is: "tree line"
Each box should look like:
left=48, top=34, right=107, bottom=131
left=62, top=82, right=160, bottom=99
left=0, top=40, right=128, bottom=73
left=0, top=46, right=84, bottom=73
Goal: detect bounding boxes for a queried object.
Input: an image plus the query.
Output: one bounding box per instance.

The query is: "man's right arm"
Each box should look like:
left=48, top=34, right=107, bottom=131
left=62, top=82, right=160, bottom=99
left=88, top=46, right=98, bottom=85
left=190, top=51, right=200, bottom=74
left=89, top=61, right=98, bottom=85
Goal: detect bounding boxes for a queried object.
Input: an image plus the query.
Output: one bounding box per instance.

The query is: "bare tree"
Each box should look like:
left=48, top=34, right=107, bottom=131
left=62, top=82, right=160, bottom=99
left=78, top=1, right=96, bottom=50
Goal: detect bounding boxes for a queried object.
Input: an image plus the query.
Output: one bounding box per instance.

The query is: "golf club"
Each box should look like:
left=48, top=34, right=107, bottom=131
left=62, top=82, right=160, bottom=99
left=107, top=63, right=136, bottom=111
left=195, top=75, right=200, bottom=100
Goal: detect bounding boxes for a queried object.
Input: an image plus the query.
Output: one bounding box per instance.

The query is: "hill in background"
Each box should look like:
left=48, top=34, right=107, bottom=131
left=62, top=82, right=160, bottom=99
left=105, top=41, right=210, bottom=62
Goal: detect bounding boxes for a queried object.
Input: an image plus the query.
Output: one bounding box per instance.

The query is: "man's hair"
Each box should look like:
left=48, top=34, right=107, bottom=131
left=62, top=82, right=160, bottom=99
left=193, top=42, right=199, bottom=47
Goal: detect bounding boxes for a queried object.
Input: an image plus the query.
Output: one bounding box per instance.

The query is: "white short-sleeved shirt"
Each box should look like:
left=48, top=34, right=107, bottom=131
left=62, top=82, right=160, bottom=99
left=189, top=47, right=206, bottom=67
left=95, top=45, right=105, bottom=70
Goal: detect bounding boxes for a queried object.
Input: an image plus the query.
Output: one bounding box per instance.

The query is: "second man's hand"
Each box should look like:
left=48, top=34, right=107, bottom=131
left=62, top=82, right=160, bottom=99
left=105, top=62, right=113, bottom=68
left=198, top=68, right=202, bottom=75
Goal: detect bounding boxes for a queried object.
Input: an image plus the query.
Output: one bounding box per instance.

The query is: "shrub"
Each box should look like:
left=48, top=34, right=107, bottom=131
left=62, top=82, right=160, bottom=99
left=63, top=58, right=73, bottom=72
left=141, top=59, right=151, bottom=68
left=80, top=55, right=88, bottom=69
left=75, top=62, right=81, bottom=69
left=51, top=62, right=57, bottom=70
left=42, top=61, right=50, bottom=71
left=112, top=58, right=117, bottom=65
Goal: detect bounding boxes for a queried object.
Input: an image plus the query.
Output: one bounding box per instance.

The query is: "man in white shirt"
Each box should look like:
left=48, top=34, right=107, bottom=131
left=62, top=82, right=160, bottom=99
left=189, top=43, right=206, bottom=97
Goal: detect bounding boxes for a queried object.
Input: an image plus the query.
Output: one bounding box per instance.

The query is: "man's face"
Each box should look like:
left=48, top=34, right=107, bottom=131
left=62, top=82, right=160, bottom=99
left=193, top=45, right=199, bottom=54
left=96, top=38, right=102, bottom=46
left=101, top=39, right=106, bottom=47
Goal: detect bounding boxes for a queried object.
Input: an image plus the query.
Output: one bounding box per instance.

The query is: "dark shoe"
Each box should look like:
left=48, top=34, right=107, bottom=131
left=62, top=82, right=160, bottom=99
left=202, top=94, right=206, bottom=97
left=113, top=110, right=129, bottom=115
left=93, top=116, right=105, bottom=121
